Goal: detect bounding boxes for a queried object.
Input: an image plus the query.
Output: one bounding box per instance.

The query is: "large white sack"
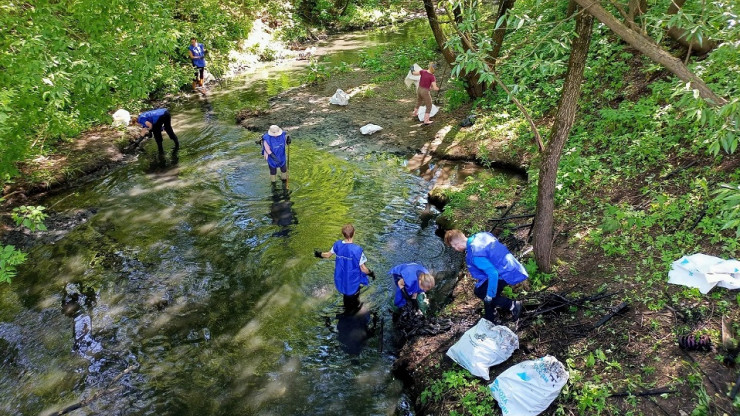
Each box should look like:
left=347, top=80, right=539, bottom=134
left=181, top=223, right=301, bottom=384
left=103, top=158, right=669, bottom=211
left=359, top=124, right=383, bottom=135
left=417, top=105, right=439, bottom=121
left=111, top=109, right=130, bottom=127
left=668, top=253, right=740, bottom=294
left=446, top=319, right=519, bottom=380
left=329, top=88, right=350, bottom=106
left=203, top=69, right=216, bottom=83
left=489, top=355, right=569, bottom=416
left=404, top=63, right=422, bottom=89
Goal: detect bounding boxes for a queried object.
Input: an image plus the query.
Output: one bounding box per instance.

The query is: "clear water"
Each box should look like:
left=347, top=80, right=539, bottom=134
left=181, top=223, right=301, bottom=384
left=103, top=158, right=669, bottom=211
left=0, top=20, right=505, bottom=416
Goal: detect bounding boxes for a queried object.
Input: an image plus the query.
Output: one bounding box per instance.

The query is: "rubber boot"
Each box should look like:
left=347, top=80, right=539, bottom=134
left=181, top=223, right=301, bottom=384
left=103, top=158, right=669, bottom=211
left=270, top=174, right=277, bottom=183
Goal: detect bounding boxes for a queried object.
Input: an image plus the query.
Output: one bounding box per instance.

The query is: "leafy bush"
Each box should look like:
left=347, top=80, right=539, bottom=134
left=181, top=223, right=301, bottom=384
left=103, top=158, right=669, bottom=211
left=0, top=0, right=255, bottom=181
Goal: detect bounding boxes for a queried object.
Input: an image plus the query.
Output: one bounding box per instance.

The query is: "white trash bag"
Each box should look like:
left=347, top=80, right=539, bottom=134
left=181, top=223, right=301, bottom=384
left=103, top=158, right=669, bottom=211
left=329, top=88, right=350, bottom=106
left=446, top=318, right=519, bottom=380
left=489, top=355, right=569, bottom=416
left=404, top=63, right=422, bottom=89
left=111, top=109, right=131, bottom=127
left=668, top=253, right=740, bottom=294
left=417, top=105, right=439, bottom=122
left=360, top=124, right=383, bottom=135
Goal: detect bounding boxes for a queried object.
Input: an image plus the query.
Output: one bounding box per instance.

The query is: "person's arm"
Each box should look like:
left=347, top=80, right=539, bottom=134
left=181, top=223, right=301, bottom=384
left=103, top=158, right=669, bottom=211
left=140, top=120, right=152, bottom=137
left=472, top=256, right=500, bottom=299
left=314, top=247, right=335, bottom=258
left=431, top=81, right=439, bottom=91
left=189, top=49, right=196, bottom=60
left=263, top=140, right=272, bottom=159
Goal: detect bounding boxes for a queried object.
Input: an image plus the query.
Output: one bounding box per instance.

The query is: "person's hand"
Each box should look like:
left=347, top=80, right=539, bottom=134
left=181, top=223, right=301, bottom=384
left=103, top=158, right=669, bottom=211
left=286, top=135, right=291, bottom=145
left=314, top=250, right=323, bottom=258
left=140, top=127, right=150, bottom=137
left=484, top=296, right=493, bottom=303
left=397, top=278, right=405, bottom=290
left=269, top=153, right=280, bottom=163
left=367, top=270, right=376, bottom=280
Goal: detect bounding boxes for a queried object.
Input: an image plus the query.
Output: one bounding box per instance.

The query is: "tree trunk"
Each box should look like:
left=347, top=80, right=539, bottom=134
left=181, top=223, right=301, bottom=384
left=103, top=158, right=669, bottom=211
left=666, top=0, right=717, bottom=55
left=422, top=0, right=456, bottom=66
left=532, top=9, right=594, bottom=272
left=490, top=0, right=517, bottom=65
left=572, top=0, right=726, bottom=106
left=423, top=0, right=485, bottom=98
left=627, top=0, right=647, bottom=21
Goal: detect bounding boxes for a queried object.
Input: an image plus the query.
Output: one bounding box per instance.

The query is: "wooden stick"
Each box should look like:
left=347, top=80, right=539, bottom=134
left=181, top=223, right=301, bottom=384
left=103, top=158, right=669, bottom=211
left=609, top=388, right=676, bottom=397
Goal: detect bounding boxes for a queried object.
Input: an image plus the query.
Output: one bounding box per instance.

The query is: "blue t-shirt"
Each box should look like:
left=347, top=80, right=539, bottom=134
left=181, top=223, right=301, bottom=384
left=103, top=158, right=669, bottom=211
left=189, top=43, right=206, bottom=67
left=137, top=108, right=167, bottom=129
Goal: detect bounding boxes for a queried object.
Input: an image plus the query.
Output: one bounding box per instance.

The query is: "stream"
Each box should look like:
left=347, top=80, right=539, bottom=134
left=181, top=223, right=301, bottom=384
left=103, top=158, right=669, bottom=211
left=0, top=21, right=517, bottom=416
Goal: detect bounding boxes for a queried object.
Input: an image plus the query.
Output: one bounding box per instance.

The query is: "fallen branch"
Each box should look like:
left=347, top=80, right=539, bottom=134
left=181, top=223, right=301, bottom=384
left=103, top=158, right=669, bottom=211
left=487, top=213, right=535, bottom=223
left=661, top=160, right=697, bottom=180
left=610, top=387, right=676, bottom=397
left=592, top=302, right=628, bottom=329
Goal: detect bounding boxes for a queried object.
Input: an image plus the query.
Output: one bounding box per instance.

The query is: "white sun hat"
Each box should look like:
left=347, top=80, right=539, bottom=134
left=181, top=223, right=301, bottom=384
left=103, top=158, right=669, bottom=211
left=268, top=125, right=283, bottom=136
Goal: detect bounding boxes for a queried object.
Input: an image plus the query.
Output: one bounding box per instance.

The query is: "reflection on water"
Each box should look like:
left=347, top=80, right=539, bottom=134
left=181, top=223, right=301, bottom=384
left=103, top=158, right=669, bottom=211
left=0, top=19, right=499, bottom=416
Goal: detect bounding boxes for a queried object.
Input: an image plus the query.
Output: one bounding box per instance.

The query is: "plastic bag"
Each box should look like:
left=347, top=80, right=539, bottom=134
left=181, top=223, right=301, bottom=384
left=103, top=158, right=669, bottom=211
left=417, top=105, right=439, bottom=121
left=329, top=89, right=350, bottom=106
left=446, top=318, right=519, bottom=380
left=404, top=63, right=422, bottom=89
left=111, top=109, right=130, bottom=127
left=359, top=124, right=383, bottom=135
left=668, top=253, right=740, bottom=294
left=489, top=355, right=569, bottom=416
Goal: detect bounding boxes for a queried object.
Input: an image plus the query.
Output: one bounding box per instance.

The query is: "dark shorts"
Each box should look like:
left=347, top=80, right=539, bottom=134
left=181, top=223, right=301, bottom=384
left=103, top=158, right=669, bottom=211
left=269, top=164, right=287, bottom=175
left=193, top=66, right=205, bottom=81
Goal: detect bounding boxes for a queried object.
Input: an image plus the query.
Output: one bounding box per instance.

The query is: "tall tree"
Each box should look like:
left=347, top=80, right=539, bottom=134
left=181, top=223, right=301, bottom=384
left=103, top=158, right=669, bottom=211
left=490, top=0, right=517, bottom=65
left=532, top=7, right=594, bottom=271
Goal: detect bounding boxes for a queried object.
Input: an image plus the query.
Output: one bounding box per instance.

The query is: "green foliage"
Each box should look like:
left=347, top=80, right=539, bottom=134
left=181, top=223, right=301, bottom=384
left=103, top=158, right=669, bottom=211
left=0, top=0, right=256, bottom=181
left=12, top=205, right=48, bottom=232
left=713, top=184, right=740, bottom=237
left=0, top=245, right=27, bottom=284
left=421, top=369, right=496, bottom=415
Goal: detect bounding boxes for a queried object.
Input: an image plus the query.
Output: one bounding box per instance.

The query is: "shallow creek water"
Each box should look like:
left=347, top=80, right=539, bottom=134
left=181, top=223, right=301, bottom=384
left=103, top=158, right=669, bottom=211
left=0, top=22, right=520, bottom=415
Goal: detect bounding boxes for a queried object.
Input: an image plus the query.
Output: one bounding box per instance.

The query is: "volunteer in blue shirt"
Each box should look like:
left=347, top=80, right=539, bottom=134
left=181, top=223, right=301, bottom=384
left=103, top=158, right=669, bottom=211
left=131, top=108, right=179, bottom=153
left=445, top=229, right=527, bottom=322
left=260, top=125, right=291, bottom=184
left=315, top=224, right=376, bottom=314
left=389, top=262, right=436, bottom=315
left=188, top=37, right=206, bottom=90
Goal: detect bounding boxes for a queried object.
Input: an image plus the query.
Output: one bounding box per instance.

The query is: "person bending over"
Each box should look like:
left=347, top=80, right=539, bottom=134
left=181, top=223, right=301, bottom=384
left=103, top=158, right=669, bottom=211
left=389, top=262, right=436, bottom=315
left=445, top=229, right=527, bottom=322
left=132, top=108, right=179, bottom=153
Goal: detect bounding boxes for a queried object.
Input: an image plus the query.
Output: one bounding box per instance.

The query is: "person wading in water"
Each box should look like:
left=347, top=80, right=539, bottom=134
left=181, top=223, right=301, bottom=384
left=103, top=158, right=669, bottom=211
left=315, top=224, right=376, bottom=314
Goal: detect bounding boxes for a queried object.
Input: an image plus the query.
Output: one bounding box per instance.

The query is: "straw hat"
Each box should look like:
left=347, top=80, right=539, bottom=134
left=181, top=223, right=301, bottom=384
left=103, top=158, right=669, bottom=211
left=268, top=125, right=283, bottom=136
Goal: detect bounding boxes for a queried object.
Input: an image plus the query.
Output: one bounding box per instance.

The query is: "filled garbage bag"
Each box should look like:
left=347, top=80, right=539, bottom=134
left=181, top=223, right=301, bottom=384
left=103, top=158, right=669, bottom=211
left=668, top=253, right=740, bottom=294
left=404, top=63, right=422, bottom=89
left=446, top=318, right=519, bottom=380
left=329, top=88, right=350, bottom=106
left=359, top=124, right=383, bottom=135
left=417, top=105, right=439, bottom=121
left=489, top=355, right=569, bottom=416
left=112, top=109, right=130, bottom=127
